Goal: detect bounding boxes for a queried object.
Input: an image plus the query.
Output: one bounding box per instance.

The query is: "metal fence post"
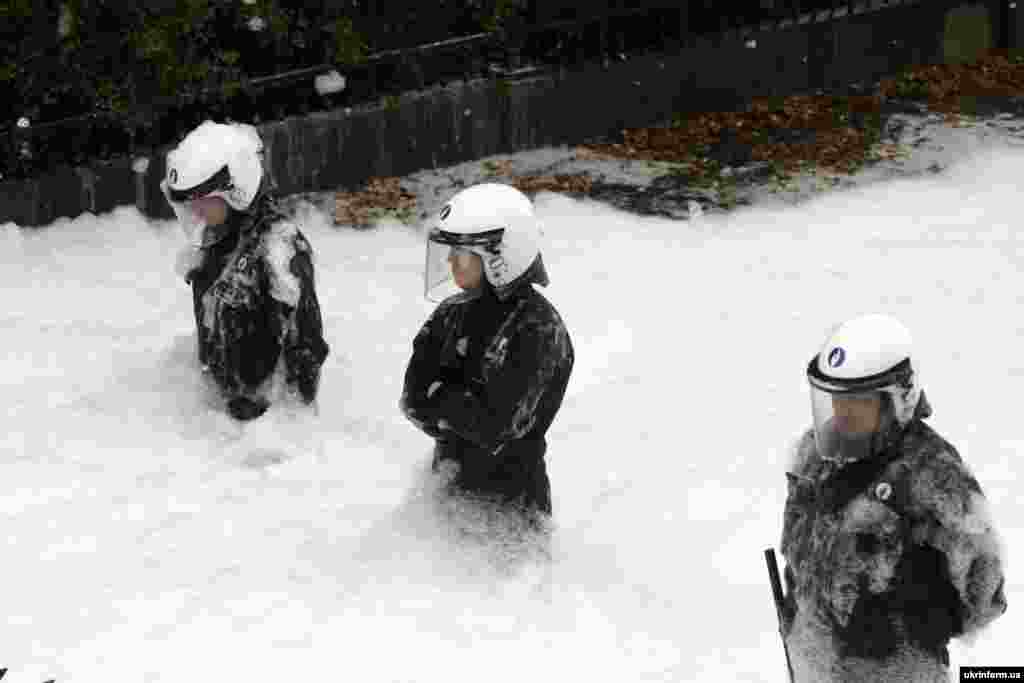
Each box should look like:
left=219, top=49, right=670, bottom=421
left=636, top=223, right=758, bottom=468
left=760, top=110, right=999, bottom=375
left=365, top=0, right=379, bottom=98
left=1011, top=0, right=1024, bottom=50
left=679, top=2, right=691, bottom=46
left=599, top=1, right=610, bottom=67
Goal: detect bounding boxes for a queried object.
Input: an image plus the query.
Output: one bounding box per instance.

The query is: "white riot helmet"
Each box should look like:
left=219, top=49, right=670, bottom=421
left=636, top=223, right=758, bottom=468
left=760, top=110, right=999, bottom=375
left=161, top=121, right=265, bottom=245
left=424, top=183, right=550, bottom=302
left=807, top=314, right=925, bottom=464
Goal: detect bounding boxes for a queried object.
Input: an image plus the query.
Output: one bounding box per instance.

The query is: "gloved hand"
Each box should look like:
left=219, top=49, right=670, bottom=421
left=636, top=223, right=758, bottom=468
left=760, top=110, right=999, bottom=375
left=227, top=396, right=269, bottom=421
left=781, top=591, right=796, bottom=636
left=293, top=364, right=320, bottom=404
left=414, top=381, right=469, bottom=435
left=404, top=407, right=445, bottom=438
left=417, top=419, right=446, bottom=439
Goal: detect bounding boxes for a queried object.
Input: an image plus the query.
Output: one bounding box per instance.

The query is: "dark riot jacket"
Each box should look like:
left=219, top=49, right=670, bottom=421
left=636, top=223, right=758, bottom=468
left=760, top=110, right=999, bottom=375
left=400, top=280, right=574, bottom=515
left=780, top=402, right=1007, bottom=681
left=184, top=193, right=329, bottom=405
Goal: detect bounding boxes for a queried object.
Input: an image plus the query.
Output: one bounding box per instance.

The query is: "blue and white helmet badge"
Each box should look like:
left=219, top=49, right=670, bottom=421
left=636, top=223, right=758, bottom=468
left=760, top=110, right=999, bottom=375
left=827, top=347, right=846, bottom=368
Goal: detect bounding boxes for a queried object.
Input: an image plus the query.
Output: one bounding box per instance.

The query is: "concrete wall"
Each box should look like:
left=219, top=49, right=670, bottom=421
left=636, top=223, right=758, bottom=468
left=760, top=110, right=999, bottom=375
left=0, top=0, right=1000, bottom=228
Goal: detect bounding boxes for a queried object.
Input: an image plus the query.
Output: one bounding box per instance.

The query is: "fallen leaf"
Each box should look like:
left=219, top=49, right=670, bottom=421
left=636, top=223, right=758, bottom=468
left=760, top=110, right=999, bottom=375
left=335, top=176, right=418, bottom=226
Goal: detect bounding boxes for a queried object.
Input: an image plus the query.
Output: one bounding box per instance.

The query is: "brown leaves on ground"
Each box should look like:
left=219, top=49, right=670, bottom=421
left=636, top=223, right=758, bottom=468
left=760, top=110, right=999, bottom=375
left=484, top=159, right=595, bottom=195
left=585, top=91, right=886, bottom=177
left=584, top=50, right=1024, bottom=179
left=332, top=53, right=1024, bottom=223
left=879, top=49, right=1024, bottom=116
left=509, top=173, right=593, bottom=195
left=572, top=146, right=619, bottom=161
left=333, top=170, right=594, bottom=226
left=482, top=159, right=516, bottom=176
left=335, top=176, right=417, bottom=226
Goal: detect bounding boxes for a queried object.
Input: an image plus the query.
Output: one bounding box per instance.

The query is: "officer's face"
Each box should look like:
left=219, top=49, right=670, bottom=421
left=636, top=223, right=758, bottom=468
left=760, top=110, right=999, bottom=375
left=188, top=195, right=229, bottom=226
left=831, top=393, right=882, bottom=435
left=449, top=247, right=483, bottom=290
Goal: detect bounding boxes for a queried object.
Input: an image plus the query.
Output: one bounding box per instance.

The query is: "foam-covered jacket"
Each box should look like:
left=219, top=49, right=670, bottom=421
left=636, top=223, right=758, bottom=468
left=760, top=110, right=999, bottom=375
left=780, top=401, right=1007, bottom=682
left=183, top=193, right=329, bottom=407
left=400, top=281, right=574, bottom=515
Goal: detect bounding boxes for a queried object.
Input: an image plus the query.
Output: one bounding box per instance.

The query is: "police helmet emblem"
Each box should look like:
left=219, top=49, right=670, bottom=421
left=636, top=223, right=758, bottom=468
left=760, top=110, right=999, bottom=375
left=874, top=482, right=893, bottom=501
left=169, top=168, right=178, bottom=184
left=827, top=347, right=846, bottom=368
left=439, top=204, right=452, bottom=221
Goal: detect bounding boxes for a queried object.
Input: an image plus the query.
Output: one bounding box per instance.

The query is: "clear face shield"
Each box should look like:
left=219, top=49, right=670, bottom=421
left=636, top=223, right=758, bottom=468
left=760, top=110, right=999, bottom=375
left=810, top=385, right=893, bottom=464
left=175, top=202, right=210, bottom=246
left=162, top=165, right=235, bottom=247
left=807, top=355, right=911, bottom=464
left=161, top=182, right=204, bottom=246
left=423, top=227, right=503, bottom=303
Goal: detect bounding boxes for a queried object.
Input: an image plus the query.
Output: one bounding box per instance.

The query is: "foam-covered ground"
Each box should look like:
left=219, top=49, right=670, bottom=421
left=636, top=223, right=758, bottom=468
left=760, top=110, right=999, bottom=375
left=0, top=127, right=1020, bottom=682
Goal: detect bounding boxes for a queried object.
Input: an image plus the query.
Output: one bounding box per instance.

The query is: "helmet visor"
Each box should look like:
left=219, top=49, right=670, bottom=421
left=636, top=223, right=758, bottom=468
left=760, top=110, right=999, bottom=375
left=423, top=227, right=503, bottom=302
left=810, top=385, right=887, bottom=464
left=166, top=164, right=234, bottom=203
left=162, top=180, right=208, bottom=246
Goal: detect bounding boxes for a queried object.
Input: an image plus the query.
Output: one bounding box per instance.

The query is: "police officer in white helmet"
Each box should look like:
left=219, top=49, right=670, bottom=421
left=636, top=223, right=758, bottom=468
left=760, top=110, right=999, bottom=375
left=162, top=120, right=329, bottom=421
left=400, top=183, right=574, bottom=554
left=778, top=314, right=1006, bottom=682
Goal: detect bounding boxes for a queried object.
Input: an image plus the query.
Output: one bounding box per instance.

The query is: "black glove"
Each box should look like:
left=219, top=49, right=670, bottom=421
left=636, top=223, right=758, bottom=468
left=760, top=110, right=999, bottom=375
left=419, top=420, right=446, bottom=439
left=282, top=347, right=324, bottom=404
left=227, top=396, right=269, bottom=421
left=781, top=591, right=796, bottom=636
left=296, top=368, right=319, bottom=404
left=404, top=406, right=446, bottom=439
left=418, top=381, right=469, bottom=425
